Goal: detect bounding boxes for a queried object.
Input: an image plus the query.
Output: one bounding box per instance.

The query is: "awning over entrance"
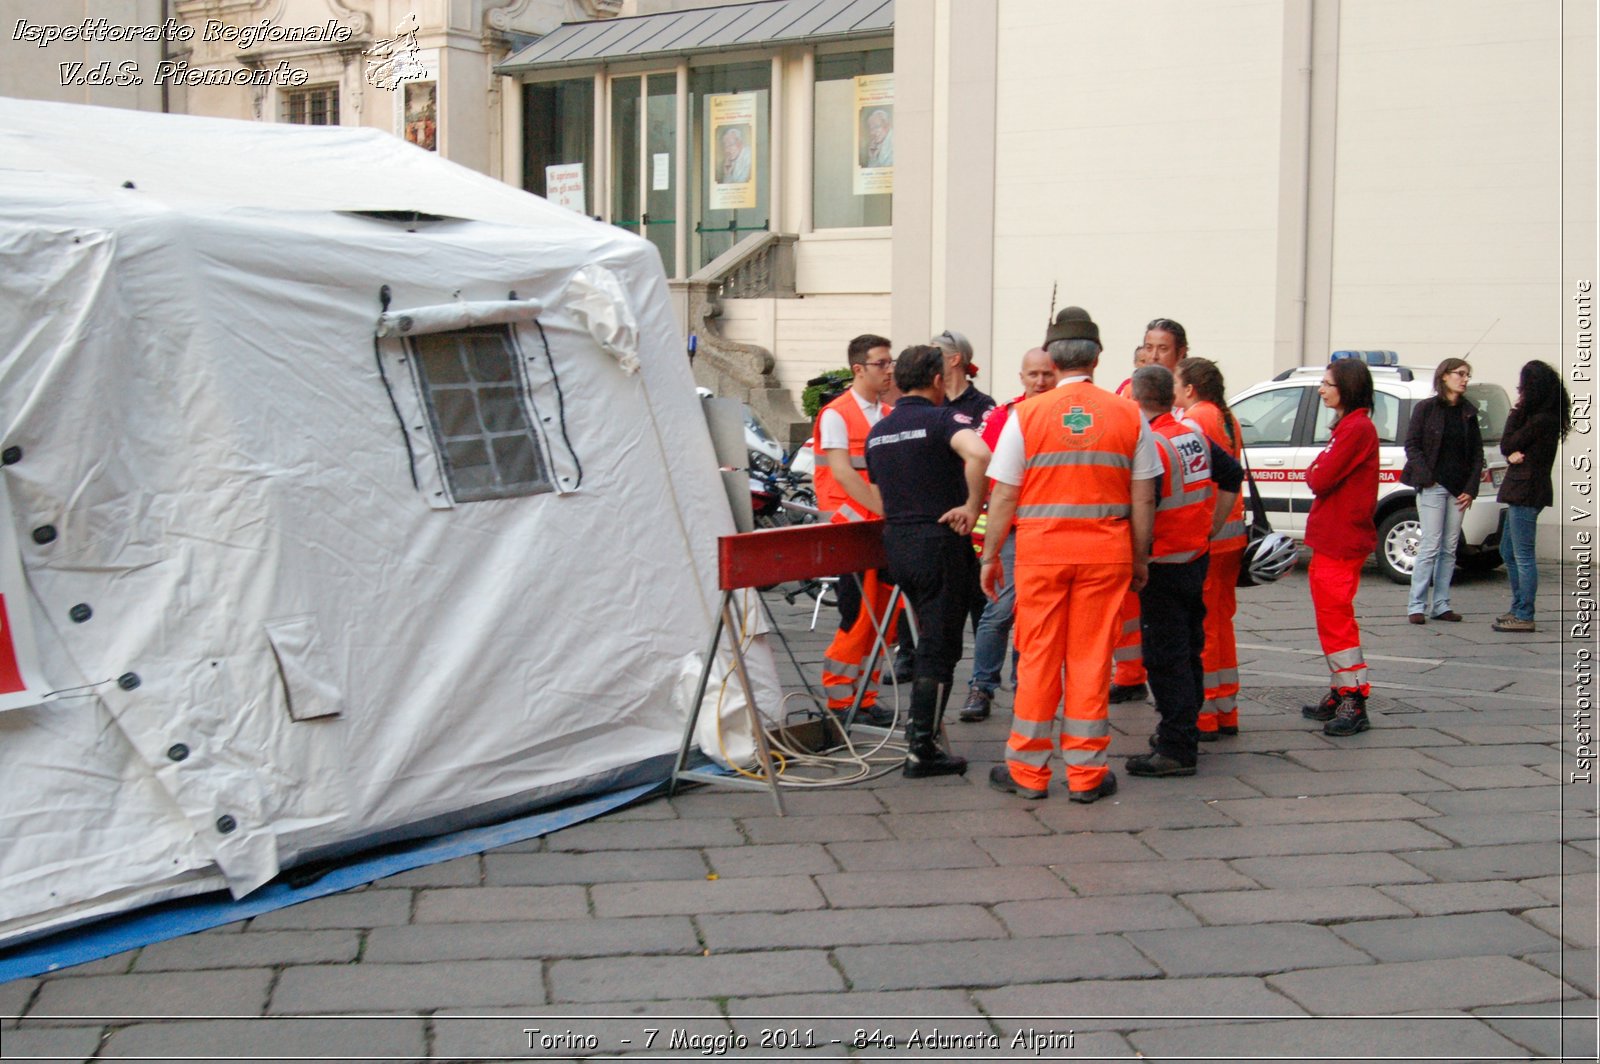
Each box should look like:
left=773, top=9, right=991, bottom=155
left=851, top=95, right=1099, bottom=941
left=498, top=0, right=894, bottom=74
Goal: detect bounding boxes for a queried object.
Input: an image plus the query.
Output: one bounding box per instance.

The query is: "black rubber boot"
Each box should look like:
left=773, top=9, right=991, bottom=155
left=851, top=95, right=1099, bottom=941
left=1301, top=689, right=1340, bottom=722
left=1323, top=691, right=1370, bottom=737
left=903, top=679, right=968, bottom=778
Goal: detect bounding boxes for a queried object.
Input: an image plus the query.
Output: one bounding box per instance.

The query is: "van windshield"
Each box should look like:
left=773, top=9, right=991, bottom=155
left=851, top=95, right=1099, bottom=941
left=1466, top=384, right=1511, bottom=443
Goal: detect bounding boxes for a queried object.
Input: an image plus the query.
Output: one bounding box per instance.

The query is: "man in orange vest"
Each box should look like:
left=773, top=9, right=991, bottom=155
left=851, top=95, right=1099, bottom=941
left=1122, top=366, right=1242, bottom=777
left=815, top=334, right=897, bottom=725
left=981, top=307, right=1160, bottom=802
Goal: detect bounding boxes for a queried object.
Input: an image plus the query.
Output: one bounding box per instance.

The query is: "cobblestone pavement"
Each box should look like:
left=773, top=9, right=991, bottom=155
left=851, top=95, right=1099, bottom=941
left=2, top=559, right=1595, bottom=1062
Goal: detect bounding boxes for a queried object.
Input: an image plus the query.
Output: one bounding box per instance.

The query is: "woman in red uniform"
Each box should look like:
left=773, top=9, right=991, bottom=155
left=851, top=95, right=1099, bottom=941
left=1175, top=357, right=1246, bottom=740
left=1301, top=360, right=1380, bottom=737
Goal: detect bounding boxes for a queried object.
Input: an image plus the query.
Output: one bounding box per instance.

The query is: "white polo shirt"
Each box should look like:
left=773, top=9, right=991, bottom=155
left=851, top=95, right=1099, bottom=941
left=988, top=375, right=1163, bottom=486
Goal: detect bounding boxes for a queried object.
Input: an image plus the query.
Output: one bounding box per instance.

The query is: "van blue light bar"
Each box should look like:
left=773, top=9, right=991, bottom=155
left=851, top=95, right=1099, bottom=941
left=1329, top=350, right=1399, bottom=366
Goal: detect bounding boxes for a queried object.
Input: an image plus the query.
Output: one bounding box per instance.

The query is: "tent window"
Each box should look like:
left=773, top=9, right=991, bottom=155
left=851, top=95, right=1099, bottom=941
left=411, top=327, right=554, bottom=502
left=282, top=85, right=340, bottom=125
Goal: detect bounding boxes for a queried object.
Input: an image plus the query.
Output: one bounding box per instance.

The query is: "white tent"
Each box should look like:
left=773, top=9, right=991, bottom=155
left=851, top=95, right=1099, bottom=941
left=0, top=98, right=763, bottom=945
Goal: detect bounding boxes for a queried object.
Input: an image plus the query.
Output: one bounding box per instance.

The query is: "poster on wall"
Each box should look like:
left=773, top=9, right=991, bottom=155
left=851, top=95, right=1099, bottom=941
left=404, top=81, right=438, bottom=152
left=545, top=164, right=586, bottom=213
left=853, top=73, right=894, bottom=195
left=708, top=92, right=758, bottom=210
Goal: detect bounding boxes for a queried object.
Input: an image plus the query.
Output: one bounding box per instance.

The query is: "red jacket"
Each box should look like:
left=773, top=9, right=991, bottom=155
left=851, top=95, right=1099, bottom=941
left=1306, top=407, right=1379, bottom=559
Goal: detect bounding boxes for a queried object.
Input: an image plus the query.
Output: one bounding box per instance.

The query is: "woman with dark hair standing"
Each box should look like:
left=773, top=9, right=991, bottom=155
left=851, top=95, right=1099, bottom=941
left=1301, top=359, right=1380, bottom=736
left=1401, top=358, right=1483, bottom=624
left=1493, top=360, right=1572, bottom=633
left=1175, top=357, right=1245, bottom=739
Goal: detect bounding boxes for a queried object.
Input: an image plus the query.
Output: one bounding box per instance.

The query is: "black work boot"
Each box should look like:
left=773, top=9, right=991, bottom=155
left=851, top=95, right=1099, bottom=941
left=1323, top=691, right=1370, bottom=737
left=903, top=680, right=968, bottom=778
left=959, top=686, right=992, bottom=722
left=893, top=638, right=916, bottom=685
left=1301, top=689, right=1340, bottom=722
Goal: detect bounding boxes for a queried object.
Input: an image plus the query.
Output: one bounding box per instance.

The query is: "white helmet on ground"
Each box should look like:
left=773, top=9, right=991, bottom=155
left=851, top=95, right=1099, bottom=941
left=1239, top=530, right=1298, bottom=586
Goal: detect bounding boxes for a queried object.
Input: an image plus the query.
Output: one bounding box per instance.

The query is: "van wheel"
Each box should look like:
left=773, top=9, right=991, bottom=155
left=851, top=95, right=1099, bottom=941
left=1376, top=506, right=1420, bottom=584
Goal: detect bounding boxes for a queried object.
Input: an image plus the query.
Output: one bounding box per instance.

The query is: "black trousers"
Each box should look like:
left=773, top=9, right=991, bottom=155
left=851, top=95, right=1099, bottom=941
left=884, top=523, right=979, bottom=686
left=1139, top=555, right=1210, bottom=764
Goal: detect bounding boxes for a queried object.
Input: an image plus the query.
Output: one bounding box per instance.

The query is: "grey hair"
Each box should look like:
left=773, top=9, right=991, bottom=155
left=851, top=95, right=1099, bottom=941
left=1046, top=337, right=1100, bottom=371
left=1131, top=364, right=1175, bottom=407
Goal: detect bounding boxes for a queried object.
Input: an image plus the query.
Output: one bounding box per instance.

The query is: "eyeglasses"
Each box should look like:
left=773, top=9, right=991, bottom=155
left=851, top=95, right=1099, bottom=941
left=865, top=359, right=895, bottom=369
left=1318, top=380, right=1336, bottom=388
left=1448, top=368, right=1472, bottom=379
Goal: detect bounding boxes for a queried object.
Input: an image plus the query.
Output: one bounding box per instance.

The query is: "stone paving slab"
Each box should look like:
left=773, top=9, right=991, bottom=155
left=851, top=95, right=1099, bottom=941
left=1416, top=762, right=1560, bottom=790
left=700, top=842, right=837, bottom=877
left=1177, top=885, right=1413, bottom=925
left=1477, top=1001, right=1599, bottom=1062
left=1226, top=852, right=1433, bottom=889
left=132, top=928, right=359, bottom=971
left=1030, top=795, right=1240, bottom=832
left=593, top=873, right=826, bottom=918
left=1139, top=820, right=1455, bottom=860
left=413, top=884, right=590, bottom=923
left=1375, top=879, right=1552, bottom=915
left=814, top=865, right=1072, bottom=907
left=992, top=894, right=1200, bottom=936
left=0, top=1025, right=103, bottom=1062
left=1205, top=793, right=1440, bottom=825
left=548, top=951, right=843, bottom=1004
left=974, top=831, right=1161, bottom=866
left=669, top=788, right=872, bottom=818
left=1520, top=870, right=1599, bottom=904
left=833, top=933, right=1158, bottom=991
left=976, top=976, right=1307, bottom=1031
left=823, top=838, right=993, bottom=871
left=1421, top=811, right=1590, bottom=846
left=1126, top=1014, right=1530, bottom=1060
left=375, top=853, right=482, bottom=888
left=432, top=1002, right=727, bottom=1060
left=28, top=968, right=275, bottom=1020
left=1415, top=784, right=1567, bottom=815
left=1396, top=841, right=1568, bottom=882
left=245, top=888, right=412, bottom=930
left=271, top=959, right=544, bottom=1013
left=1525, top=948, right=1600, bottom=998
left=1421, top=742, right=1561, bottom=767
left=1054, top=858, right=1261, bottom=896
left=877, top=808, right=1052, bottom=840
left=1121, top=922, right=1370, bottom=977
left=1238, top=767, right=1455, bottom=797
left=0, top=977, right=35, bottom=1023
left=364, top=916, right=700, bottom=963
left=1331, top=911, right=1564, bottom=962
left=1281, top=747, right=1448, bottom=771
left=1520, top=904, right=1598, bottom=948
left=1267, top=955, right=1574, bottom=1013
left=739, top=814, right=894, bottom=844
left=485, top=849, right=709, bottom=885
left=544, top=818, right=746, bottom=851
left=698, top=904, right=1006, bottom=952
left=100, top=1017, right=428, bottom=1063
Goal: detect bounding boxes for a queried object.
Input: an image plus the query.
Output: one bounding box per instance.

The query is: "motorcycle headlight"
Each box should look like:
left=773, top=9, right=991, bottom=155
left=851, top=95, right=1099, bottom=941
left=749, top=451, right=778, bottom=474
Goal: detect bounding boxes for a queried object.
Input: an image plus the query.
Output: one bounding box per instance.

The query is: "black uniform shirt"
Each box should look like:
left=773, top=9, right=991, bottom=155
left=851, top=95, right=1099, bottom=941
left=947, top=383, right=996, bottom=425
left=864, top=396, right=976, bottom=525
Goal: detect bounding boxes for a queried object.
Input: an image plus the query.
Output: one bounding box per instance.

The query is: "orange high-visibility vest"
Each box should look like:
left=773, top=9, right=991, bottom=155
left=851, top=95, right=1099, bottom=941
left=814, top=390, right=890, bottom=524
left=1183, top=401, right=1247, bottom=551
left=1013, top=380, right=1143, bottom=562
left=1149, top=411, right=1216, bottom=564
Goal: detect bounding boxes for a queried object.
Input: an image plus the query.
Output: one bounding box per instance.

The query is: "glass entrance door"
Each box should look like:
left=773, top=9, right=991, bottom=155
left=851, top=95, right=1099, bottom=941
left=609, top=73, right=678, bottom=276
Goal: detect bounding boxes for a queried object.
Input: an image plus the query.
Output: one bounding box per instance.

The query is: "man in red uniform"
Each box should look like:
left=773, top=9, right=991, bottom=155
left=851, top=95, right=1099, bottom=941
left=815, top=335, right=897, bottom=725
left=982, top=307, right=1160, bottom=802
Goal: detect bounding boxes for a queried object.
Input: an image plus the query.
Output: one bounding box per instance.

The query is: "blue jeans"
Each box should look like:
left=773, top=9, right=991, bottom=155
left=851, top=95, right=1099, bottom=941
left=969, top=538, right=1015, bottom=694
left=1500, top=504, right=1540, bottom=621
left=1407, top=485, right=1465, bottom=616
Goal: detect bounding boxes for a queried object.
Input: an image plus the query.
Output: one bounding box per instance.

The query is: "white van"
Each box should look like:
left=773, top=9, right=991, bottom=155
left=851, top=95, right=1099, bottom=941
left=1229, top=354, right=1511, bottom=583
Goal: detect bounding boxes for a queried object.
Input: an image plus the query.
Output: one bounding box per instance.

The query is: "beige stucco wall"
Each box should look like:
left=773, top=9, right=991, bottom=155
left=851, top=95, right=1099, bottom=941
left=982, top=0, right=1290, bottom=392
left=1, top=0, right=171, bottom=111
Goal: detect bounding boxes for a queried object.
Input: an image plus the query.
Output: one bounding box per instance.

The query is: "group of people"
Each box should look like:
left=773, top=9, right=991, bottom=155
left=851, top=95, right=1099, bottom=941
left=808, top=310, right=1572, bottom=801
